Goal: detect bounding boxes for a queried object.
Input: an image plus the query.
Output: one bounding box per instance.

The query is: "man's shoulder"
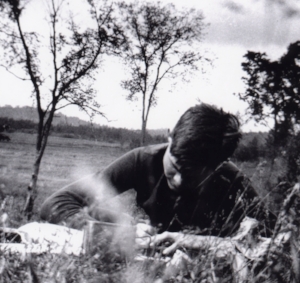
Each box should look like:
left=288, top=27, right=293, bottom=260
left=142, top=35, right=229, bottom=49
left=143, top=143, right=168, bottom=154
left=131, top=143, right=168, bottom=156
left=127, top=143, right=167, bottom=174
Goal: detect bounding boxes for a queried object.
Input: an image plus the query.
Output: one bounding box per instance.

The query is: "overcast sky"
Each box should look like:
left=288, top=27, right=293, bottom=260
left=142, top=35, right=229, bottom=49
left=1, top=0, right=300, bottom=132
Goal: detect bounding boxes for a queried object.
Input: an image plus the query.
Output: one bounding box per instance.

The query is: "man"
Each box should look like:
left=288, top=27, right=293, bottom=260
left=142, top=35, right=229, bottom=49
left=40, top=103, right=276, bottom=253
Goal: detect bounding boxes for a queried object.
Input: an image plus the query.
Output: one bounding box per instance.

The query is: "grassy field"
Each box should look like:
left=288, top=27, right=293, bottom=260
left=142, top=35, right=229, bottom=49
left=0, top=132, right=126, bottom=227
left=0, top=132, right=298, bottom=282
left=0, top=131, right=270, bottom=225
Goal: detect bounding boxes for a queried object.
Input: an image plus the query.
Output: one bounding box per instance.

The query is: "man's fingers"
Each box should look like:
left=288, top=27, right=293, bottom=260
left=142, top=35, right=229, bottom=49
left=150, top=231, right=172, bottom=246
left=163, top=242, right=178, bottom=255
left=136, top=231, right=181, bottom=254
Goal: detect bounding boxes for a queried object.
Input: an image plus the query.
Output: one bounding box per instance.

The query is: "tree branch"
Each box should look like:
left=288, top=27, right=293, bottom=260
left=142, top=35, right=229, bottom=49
left=0, top=64, right=30, bottom=80
left=13, top=6, right=43, bottom=117
left=50, top=0, right=60, bottom=100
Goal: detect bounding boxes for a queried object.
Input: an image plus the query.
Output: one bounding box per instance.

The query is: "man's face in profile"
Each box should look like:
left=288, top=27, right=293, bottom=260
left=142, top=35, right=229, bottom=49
left=163, top=138, right=213, bottom=194
left=163, top=140, right=182, bottom=192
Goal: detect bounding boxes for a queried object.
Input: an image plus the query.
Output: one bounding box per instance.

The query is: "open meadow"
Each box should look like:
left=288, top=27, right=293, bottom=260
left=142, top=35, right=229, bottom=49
left=0, top=132, right=298, bottom=282
left=0, top=132, right=127, bottom=227
left=0, top=131, right=273, bottom=226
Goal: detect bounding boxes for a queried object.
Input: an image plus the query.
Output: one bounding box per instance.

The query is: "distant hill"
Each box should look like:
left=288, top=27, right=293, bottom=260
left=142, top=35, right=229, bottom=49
left=0, top=105, right=168, bottom=137
left=0, top=105, right=92, bottom=127
left=0, top=105, right=90, bottom=127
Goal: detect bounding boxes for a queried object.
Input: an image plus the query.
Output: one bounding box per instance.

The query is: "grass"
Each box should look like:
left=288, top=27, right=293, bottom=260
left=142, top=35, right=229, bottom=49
left=0, top=132, right=126, bottom=226
left=0, top=132, right=299, bottom=282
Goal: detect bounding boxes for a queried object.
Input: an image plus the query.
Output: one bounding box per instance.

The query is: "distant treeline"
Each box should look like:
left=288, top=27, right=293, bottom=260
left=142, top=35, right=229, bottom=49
left=53, top=123, right=167, bottom=147
left=0, top=117, right=167, bottom=148
left=1, top=116, right=272, bottom=161
left=233, top=133, right=268, bottom=162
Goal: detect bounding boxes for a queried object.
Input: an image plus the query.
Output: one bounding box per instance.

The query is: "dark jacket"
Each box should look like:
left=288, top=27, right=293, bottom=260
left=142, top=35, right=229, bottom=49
left=40, top=143, right=276, bottom=237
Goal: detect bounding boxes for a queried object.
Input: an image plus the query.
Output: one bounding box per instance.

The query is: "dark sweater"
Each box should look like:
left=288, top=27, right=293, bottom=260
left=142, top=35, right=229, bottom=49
left=40, top=143, right=276, bottom=237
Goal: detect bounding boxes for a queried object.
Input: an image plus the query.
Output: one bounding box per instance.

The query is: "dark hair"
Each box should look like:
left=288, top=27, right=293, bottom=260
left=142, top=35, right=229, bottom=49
left=170, top=103, right=241, bottom=171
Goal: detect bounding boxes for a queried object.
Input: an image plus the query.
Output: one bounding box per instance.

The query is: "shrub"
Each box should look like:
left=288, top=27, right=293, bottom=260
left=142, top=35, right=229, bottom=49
left=60, top=133, right=77, bottom=139
left=285, top=132, right=300, bottom=183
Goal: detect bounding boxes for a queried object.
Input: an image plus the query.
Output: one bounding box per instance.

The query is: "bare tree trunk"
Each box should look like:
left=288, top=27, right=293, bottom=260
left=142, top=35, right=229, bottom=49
left=23, top=158, right=41, bottom=220
left=141, top=98, right=151, bottom=146
left=23, top=112, right=54, bottom=219
left=141, top=119, right=147, bottom=146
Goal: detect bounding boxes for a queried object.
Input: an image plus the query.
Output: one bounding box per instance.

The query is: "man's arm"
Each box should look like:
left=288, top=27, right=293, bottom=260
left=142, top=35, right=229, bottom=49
left=40, top=148, right=139, bottom=224
left=137, top=230, right=234, bottom=255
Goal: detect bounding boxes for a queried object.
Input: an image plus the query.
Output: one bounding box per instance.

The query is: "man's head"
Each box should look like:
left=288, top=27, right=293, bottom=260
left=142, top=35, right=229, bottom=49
left=163, top=103, right=241, bottom=192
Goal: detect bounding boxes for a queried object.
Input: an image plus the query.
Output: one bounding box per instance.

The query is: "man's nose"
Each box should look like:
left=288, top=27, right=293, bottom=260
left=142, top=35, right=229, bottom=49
left=173, top=173, right=182, bottom=187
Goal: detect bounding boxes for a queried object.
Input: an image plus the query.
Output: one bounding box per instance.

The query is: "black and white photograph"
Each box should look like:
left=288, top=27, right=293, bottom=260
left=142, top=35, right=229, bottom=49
left=0, top=0, right=300, bottom=282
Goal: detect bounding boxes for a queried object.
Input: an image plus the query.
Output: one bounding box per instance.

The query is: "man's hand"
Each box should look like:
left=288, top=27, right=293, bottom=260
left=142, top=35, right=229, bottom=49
left=135, top=222, right=156, bottom=249
left=135, top=227, right=185, bottom=255
left=149, top=231, right=185, bottom=255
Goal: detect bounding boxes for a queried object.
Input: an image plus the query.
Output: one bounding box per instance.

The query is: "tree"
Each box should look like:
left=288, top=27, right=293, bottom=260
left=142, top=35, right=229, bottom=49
left=248, top=136, right=260, bottom=161
left=118, top=1, right=208, bottom=145
left=238, top=41, right=300, bottom=147
left=285, top=131, right=300, bottom=182
left=0, top=0, right=125, bottom=217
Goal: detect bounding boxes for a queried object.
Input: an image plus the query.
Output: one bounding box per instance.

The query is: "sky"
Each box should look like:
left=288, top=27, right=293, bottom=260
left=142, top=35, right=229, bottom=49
left=1, top=0, right=300, bottom=132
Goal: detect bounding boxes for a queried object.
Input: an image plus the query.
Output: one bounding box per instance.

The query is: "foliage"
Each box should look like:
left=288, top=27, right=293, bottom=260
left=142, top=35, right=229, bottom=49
left=239, top=41, right=300, bottom=147
left=0, top=117, right=37, bottom=133
left=0, top=133, right=11, bottom=142
left=234, top=136, right=262, bottom=162
left=0, top=0, right=125, bottom=216
left=0, top=116, right=167, bottom=147
left=233, top=132, right=267, bottom=162
left=118, top=1, right=208, bottom=145
left=285, top=132, right=300, bottom=183
left=258, top=130, right=300, bottom=185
